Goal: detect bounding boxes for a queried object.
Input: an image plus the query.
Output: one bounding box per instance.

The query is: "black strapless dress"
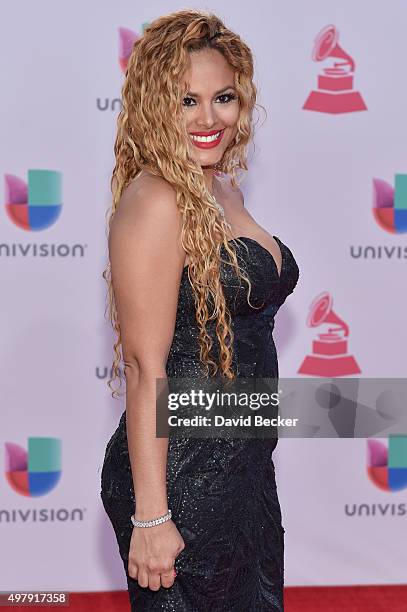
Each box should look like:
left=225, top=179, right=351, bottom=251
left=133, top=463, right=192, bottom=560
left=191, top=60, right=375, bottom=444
left=100, top=235, right=300, bottom=611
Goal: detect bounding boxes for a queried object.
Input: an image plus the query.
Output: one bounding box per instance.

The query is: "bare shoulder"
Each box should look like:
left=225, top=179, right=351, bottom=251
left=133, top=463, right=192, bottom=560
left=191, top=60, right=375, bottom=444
left=108, top=170, right=184, bottom=266
left=114, top=170, right=179, bottom=226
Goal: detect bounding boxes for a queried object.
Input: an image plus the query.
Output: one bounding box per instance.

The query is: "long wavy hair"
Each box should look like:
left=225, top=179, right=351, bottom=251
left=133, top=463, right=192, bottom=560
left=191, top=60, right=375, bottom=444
left=103, top=9, right=263, bottom=398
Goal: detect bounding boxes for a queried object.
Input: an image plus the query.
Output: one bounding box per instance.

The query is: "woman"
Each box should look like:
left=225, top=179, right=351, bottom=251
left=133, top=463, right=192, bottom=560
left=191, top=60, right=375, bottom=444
left=100, top=9, right=299, bottom=611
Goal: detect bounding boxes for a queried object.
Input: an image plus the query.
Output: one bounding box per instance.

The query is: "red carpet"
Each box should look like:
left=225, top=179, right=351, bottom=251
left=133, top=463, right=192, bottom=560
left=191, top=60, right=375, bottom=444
left=6, top=585, right=407, bottom=611
left=285, top=585, right=407, bottom=611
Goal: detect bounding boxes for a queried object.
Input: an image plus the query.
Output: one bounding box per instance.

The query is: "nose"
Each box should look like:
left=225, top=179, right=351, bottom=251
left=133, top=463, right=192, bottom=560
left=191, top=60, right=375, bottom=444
left=195, top=101, right=218, bottom=129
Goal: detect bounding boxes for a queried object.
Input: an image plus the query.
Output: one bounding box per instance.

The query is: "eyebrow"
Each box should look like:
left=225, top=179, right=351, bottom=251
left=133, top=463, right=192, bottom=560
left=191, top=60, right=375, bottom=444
left=185, top=86, right=236, bottom=97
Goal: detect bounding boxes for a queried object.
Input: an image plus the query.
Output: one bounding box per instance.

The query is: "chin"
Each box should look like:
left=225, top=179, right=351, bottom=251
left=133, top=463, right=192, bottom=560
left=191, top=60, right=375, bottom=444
left=197, top=153, right=224, bottom=167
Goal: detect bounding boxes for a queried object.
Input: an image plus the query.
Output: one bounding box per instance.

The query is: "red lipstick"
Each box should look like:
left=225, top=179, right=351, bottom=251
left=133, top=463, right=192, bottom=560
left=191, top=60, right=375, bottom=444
left=189, top=129, right=225, bottom=149
left=189, top=129, right=222, bottom=136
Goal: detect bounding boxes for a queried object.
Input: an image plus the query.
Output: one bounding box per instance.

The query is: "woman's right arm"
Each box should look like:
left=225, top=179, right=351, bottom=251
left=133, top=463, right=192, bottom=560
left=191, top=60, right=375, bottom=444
left=108, top=174, right=186, bottom=590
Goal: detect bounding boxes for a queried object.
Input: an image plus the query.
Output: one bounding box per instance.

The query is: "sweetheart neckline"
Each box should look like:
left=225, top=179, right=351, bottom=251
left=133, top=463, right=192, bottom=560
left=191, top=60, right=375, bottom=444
left=182, top=235, right=284, bottom=280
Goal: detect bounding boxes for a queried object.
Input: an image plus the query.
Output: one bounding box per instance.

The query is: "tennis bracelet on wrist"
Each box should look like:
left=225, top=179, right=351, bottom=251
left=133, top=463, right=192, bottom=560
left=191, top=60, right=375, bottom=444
left=130, top=509, right=172, bottom=528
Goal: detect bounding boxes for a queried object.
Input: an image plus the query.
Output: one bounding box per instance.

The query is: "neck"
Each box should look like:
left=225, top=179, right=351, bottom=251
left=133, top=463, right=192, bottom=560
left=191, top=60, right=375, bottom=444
left=202, top=166, right=215, bottom=193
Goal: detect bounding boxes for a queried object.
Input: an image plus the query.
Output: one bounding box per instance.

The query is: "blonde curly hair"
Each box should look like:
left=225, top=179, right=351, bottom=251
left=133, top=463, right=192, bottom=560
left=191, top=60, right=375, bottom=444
left=103, top=9, right=263, bottom=398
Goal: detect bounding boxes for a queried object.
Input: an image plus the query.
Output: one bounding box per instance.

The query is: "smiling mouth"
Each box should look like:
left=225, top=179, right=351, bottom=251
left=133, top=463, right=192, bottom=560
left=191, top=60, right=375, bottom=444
left=189, top=129, right=225, bottom=148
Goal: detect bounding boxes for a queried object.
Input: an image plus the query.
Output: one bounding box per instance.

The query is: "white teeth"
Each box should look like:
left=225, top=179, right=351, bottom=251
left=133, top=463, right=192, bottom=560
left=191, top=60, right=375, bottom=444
left=190, top=131, right=222, bottom=143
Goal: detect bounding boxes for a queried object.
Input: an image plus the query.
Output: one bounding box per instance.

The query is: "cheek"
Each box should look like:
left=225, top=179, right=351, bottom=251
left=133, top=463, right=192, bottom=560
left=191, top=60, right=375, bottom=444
left=219, top=104, right=240, bottom=128
left=184, top=109, right=198, bottom=130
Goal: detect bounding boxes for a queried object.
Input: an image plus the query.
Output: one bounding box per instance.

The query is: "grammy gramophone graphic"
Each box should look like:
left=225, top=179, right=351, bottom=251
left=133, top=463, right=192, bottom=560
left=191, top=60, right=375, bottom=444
left=303, top=24, right=367, bottom=114
left=298, top=291, right=361, bottom=377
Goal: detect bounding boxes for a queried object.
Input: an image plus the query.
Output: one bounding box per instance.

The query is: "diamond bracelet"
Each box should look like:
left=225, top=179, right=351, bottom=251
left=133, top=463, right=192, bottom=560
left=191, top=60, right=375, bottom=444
left=130, top=509, right=172, bottom=528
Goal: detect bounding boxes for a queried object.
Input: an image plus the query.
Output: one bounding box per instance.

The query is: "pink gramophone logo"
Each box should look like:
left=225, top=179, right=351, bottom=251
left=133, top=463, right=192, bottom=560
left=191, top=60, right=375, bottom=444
left=298, top=291, right=361, bottom=377
left=303, top=24, right=367, bottom=114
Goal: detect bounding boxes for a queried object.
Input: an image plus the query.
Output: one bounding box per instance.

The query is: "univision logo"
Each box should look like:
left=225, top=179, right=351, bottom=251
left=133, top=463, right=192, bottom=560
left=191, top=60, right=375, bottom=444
left=349, top=173, right=407, bottom=260
left=2, top=169, right=87, bottom=258
left=96, top=24, right=149, bottom=112
left=118, top=26, right=145, bottom=73
left=344, top=436, right=407, bottom=518
left=5, top=170, right=62, bottom=231
left=96, top=364, right=124, bottom=380
left=2, top=437, right=86, bottom=524
left=367, top=435, right=407, bottom=492
left=372, top=174, right=407, bottom=234
left=0, top=507, right=86, bottom=523
left=5, top=437, right=61, bottom=497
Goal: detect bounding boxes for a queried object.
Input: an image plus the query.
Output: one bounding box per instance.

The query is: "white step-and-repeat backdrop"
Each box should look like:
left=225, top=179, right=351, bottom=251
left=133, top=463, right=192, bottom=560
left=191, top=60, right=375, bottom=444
left=1, top=0, right=406, bottom=592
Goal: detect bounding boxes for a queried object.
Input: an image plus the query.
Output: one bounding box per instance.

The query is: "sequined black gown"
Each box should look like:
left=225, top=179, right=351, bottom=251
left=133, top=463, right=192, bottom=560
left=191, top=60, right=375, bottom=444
left=100, top=235, right=300, bottom=611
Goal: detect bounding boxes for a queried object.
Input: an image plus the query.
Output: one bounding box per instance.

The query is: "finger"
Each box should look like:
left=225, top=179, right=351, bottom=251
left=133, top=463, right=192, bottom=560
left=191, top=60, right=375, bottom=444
left=127, top=560, right=138, bottom=581
left=137, top=569, right=149, bottom=589
left=161, top=574, right=175, bottom=589
left=160, top=570, right=175, bottom=589
left=148, top=571, right=162, bottom=591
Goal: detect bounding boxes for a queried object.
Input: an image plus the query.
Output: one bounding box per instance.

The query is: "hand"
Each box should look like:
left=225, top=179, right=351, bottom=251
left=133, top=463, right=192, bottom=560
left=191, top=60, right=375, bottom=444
left=128, top=519, right=185, bottom=590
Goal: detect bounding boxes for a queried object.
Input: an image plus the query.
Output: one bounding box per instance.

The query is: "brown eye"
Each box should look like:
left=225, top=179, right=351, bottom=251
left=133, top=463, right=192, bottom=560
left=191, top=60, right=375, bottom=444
left=217, top=93, right=237, bottom=104
left=182, top=96, right=196, bottom=107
